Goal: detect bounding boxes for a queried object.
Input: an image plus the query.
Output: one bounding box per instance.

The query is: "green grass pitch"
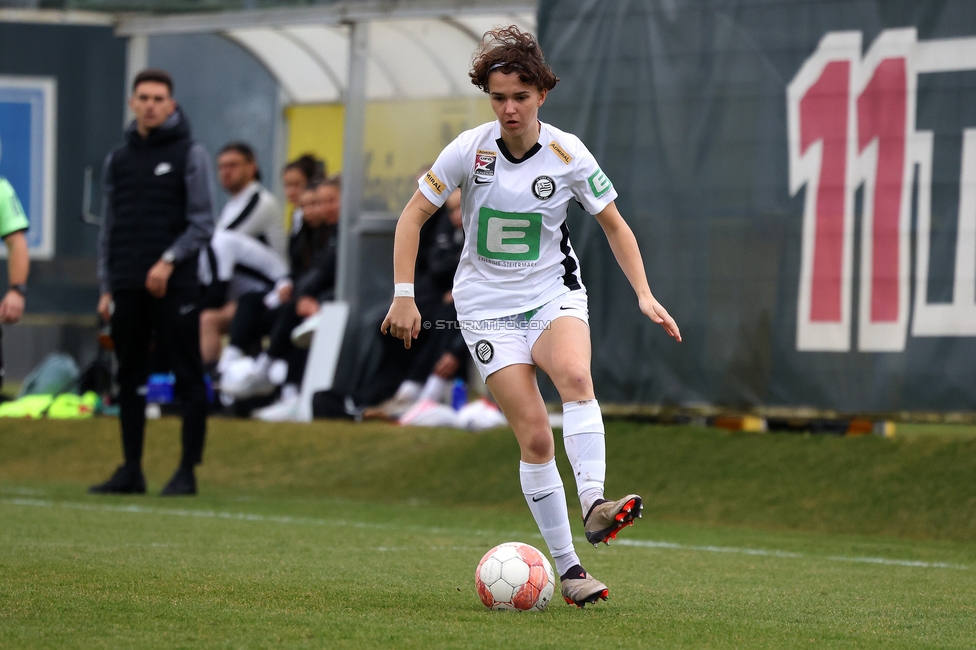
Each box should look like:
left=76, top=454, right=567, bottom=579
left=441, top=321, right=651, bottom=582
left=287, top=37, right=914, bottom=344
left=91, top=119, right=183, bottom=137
left=2, top=418, right=975, bottom=648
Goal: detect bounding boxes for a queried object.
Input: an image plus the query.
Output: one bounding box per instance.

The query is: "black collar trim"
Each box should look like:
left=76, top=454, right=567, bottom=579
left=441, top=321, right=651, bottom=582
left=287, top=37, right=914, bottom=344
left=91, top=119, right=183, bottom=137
left=496, top=137, right=542, bottom=164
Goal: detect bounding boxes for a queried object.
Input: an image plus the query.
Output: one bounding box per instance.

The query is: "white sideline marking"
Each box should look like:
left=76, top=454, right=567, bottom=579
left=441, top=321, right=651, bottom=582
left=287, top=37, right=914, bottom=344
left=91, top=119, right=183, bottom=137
left=2, top=498, right=967, bottom=570
left=0, top=497, right=534, bottom=539
left=614, top=539, right=968, bottom=570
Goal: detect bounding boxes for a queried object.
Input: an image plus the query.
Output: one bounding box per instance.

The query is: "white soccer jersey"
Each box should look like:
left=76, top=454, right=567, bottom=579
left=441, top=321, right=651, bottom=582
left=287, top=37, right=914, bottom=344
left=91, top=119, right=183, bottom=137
left=419, top=120, right=617, bottom=320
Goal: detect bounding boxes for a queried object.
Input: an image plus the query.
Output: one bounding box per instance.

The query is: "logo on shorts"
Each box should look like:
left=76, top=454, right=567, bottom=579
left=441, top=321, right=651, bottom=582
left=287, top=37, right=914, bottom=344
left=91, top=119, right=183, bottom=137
left=474, top=150, right=496, bottom=184
left=532, top=175, right=555, bottom=200
left=475, top=340, right=494, bottom=364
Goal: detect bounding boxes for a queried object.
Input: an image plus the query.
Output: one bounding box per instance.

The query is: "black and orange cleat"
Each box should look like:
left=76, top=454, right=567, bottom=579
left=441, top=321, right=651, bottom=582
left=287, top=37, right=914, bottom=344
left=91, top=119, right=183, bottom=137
left=559, top=565, right=608, bottom=608
left=583, top=494, right=643, bottom=546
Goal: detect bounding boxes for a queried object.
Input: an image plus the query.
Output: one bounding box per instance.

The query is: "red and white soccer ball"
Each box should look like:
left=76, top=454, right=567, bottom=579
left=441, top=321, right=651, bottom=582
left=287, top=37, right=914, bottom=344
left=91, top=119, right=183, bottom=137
left=475, top=542, right=555, bottom=612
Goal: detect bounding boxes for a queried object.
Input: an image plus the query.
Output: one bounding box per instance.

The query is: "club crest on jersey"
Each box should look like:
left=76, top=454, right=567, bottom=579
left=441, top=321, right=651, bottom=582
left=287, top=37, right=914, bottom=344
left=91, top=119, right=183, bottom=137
left=532, top=176, right=555, bottom=200
left=474, top=340, right=494, bottom=364
left=474, top=150, right=496, bottom=184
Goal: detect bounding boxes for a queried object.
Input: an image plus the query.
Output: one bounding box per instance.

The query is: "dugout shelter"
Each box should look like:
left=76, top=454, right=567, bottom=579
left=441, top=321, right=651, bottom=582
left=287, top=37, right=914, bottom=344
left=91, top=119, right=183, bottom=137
left=117, top=0, right=537, bottom=318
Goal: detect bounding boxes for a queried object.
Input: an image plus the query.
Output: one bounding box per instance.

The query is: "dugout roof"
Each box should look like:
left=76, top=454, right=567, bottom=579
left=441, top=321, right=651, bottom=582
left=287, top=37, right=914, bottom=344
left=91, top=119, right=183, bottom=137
left=116, top=0, right=537, bottom=104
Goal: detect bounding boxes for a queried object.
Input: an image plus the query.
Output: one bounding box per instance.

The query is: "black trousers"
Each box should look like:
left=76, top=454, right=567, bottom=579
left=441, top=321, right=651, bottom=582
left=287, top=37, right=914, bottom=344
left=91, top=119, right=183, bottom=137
left=231, top=292, right=308, bottom=386
left=111, top=287, right=207, bottom=469
left=350, top=294, right=447, bottom=408
left=405, top=299, right=466, bottom=384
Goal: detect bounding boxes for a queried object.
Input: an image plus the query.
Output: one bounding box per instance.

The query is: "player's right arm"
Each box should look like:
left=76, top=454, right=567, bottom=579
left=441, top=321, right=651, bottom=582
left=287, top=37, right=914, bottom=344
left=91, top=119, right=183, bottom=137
left=380, top=190, right=440, bottom=349
left=383, top=137, right=465, bottom=349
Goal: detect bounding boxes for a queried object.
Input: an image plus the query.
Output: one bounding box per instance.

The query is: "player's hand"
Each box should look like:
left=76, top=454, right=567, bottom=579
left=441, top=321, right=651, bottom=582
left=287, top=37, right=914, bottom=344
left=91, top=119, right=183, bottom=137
left=0, top=289, right=25, bottom=324
left=381, top=298, right=422, bottom=349
left=639, top=296, right=681, bottom=342
left=278, top=283, right=293, bottom=303
left=296, top=296, right=320, bottom=318
left=146, top=260, right=174, bottom=298
left=432, top=352, right=460, bottom=378
left=97, top=292, right=114, bottom=323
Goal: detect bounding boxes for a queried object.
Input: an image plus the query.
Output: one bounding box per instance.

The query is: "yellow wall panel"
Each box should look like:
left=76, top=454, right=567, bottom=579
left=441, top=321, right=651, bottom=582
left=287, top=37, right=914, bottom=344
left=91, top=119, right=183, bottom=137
left=286, top=97, right=494, bottom=211
left=284, top=103, right=345, bottom=178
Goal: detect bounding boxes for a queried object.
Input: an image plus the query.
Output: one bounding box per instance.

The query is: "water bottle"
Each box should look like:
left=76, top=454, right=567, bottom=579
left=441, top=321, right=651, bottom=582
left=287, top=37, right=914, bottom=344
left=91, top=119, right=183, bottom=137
left=146, top=373, right=175, bottom=404
left=451, top=378, right=468, bottom=411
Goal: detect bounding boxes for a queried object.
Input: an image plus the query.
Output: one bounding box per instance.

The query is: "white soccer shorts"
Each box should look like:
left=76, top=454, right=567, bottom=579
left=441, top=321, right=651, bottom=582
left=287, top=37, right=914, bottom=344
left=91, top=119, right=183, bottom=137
left=460, top=290, right=589, bottom=381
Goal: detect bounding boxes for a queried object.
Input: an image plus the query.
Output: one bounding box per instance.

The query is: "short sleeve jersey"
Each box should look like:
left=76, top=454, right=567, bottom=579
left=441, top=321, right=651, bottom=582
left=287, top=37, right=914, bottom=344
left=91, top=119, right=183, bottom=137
left=418, top=121, right=617, bottom=321
left=0, top=177, right=29, bottom=239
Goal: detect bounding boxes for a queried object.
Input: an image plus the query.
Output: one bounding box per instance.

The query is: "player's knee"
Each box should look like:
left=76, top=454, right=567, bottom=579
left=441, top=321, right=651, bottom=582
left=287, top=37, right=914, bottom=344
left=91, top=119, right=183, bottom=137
left=552, top=363, right=593, bottom=400
left=522, top=433, right=554, bottom=462
left=514, top=414, right=554, bottom=461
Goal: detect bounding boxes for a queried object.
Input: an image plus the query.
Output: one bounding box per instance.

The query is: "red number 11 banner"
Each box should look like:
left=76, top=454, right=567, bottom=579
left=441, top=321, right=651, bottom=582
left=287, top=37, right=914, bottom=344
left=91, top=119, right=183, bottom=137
left=788, top=29, right=976, bottom=352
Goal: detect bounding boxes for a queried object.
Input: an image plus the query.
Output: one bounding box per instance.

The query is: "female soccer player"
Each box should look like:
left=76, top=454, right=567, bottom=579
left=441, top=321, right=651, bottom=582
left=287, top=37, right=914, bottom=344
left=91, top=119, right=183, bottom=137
left=382, top=25, right=681, bottom=607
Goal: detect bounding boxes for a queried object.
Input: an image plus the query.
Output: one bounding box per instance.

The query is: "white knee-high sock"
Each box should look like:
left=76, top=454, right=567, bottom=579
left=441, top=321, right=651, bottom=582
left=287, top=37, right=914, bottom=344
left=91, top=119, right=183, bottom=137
left=520, top=459, right=580, bottom=576
left=562, top=400, right=606, bottom=516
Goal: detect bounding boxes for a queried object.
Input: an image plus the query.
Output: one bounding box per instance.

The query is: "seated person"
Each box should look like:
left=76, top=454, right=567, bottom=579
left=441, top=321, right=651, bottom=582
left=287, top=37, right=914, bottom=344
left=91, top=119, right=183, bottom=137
left=198, top=229, right=290, bottom=327
left=353, top=190, right=468, bottom=418
left=282, top=153, right=323, bottom=235
left=200, top=142, right=284, bottom=369
left=220, top=178, right=340, bottom=420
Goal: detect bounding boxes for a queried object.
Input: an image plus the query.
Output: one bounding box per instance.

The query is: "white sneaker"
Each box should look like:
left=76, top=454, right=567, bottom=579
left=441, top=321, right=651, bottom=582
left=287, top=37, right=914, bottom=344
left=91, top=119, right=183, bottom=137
left=217, top=345, right=244, bottom=375
left=219, top=356, right=253, bottom=396
left=220, top=357, right=275, bottom=400
left=253, top=391, right=301, bottom=422
left=267, top=358, right=289, bottom=385
left=398, top=398, right=461, bottom=428
left=457, top=398, right=508, bottom=431
left=365, top=394, right=418, bottom=420
left=290, top=314, right=320, bottom=349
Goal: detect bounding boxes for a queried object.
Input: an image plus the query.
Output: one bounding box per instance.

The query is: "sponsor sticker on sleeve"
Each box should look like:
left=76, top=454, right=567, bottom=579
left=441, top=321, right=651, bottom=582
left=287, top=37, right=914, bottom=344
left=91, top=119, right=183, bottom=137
left=548, top=140, right=573, bottom=164
left=588, top=169, right=613, bottom=198
left=424, top=170, right=446, bottom=195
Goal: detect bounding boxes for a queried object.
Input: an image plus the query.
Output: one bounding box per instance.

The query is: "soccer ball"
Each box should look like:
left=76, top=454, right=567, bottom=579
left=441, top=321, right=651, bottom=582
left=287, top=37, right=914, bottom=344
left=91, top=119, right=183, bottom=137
left=474, top=542, right=555, bottom=611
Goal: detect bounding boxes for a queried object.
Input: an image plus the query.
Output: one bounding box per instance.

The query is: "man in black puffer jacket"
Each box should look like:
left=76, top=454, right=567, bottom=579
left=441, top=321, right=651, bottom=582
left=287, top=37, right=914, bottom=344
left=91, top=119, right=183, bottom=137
left=91, top=69, right=215, bottom=497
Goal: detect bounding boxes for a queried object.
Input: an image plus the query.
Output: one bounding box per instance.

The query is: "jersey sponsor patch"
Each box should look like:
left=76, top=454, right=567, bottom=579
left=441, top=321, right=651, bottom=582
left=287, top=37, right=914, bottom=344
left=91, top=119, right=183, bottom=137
left=548, top=140, right=573, bottom=164
left=474, top=339, right=494, bottom=364
left=477, top=208, right=543, bottom=261
left=474, top=150, right=497, bottom=184
left=588, top=168, right=613, bottom=198
left=532, top=176, right=555, bottom=200
left=424, top=169, right=446, bottom=195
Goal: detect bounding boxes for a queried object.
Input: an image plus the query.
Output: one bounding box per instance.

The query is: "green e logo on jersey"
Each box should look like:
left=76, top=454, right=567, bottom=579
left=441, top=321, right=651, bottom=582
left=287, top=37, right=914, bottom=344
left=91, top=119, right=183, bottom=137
left=477, top=208, right=542, bottom=261
left=588, top=169, right=612, bottom=198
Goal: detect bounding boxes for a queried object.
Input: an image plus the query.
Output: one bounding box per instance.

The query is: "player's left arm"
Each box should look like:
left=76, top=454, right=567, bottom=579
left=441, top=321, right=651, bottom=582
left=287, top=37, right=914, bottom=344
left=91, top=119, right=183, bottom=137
left=593, top=201, right=681, bottom=342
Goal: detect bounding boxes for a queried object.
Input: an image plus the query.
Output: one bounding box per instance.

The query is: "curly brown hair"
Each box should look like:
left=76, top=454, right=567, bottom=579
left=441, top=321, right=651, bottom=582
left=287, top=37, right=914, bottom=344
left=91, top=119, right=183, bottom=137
left=469, top=25, right=559, bottom=93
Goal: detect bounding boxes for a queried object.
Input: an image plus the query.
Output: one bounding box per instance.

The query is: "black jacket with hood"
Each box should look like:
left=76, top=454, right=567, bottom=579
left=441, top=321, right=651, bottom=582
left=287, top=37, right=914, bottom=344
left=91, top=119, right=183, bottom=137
left=97, top=107, right=215, bottom=294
